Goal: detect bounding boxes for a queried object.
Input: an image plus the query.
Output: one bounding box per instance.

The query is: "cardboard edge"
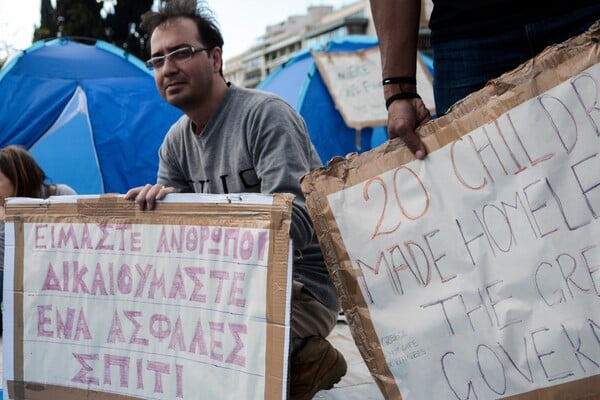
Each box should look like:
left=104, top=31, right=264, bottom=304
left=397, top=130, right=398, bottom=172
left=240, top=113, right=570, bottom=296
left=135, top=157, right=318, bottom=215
left=303, top=182, right=403, bottom=400
left=264, top=193, right=294, bottom=400
left=7, top=381, right=144, bottom=400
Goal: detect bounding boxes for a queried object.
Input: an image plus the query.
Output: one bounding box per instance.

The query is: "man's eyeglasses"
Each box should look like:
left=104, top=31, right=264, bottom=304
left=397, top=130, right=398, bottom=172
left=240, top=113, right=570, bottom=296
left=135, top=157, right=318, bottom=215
left=145, top=46, right=212, bottom=70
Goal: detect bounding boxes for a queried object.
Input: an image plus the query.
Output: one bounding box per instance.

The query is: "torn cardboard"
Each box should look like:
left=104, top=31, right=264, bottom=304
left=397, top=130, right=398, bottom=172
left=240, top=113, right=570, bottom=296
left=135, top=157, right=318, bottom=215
left=302, top=22, right=600, bottom=400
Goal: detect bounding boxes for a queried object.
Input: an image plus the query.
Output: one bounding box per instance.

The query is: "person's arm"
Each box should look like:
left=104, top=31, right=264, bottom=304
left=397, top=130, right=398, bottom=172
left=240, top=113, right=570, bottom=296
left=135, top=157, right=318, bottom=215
left=249, top=98, right=320, bottom=250
left=370, top=0, right=431, bottom=159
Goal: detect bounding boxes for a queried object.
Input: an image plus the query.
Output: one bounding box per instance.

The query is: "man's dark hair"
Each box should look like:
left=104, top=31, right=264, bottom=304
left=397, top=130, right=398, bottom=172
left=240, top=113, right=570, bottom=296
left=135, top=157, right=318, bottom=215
left=141, top=0, right=224, bottom=51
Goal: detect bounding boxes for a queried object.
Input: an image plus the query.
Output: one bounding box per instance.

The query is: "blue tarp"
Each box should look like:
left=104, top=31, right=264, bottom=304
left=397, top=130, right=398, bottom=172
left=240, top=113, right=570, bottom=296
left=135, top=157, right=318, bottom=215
left=0, top=38, right=182, bottom=194
left=258, top=35, right=434, bottom=165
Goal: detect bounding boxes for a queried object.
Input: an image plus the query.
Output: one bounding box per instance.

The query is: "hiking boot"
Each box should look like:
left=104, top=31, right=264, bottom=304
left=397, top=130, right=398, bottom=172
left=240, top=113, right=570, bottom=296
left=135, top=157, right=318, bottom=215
left=289, top=336, right=347, bottom=400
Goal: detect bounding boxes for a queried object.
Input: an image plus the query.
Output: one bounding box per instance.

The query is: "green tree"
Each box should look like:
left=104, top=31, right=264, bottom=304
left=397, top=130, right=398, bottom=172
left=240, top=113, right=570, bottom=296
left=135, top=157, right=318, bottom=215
left=105, top=0, right=154, bottom=59
left=32, top=0, right=155, bottom=60
left=33, top=0, right=58, bottom=42
left=56, top=0, right=106, bottom=40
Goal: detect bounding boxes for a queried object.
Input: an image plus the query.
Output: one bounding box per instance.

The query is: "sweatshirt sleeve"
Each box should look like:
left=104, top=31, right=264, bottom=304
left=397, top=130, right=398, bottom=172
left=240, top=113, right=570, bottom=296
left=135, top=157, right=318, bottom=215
left=246, top=97, right=322, bottom=250
left=157, top=119, right=195, bottom=193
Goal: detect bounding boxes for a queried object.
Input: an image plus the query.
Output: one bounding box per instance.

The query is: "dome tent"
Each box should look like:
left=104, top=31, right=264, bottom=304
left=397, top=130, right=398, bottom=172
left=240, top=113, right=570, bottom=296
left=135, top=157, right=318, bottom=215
left=0, top=38, right=182, bottom=194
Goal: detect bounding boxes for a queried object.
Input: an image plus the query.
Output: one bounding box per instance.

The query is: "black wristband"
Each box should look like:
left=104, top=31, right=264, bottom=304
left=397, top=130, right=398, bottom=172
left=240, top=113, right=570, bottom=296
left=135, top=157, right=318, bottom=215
left=385, top=92, right=421, bottom=109
left=382, top=76, right=417, bottom=85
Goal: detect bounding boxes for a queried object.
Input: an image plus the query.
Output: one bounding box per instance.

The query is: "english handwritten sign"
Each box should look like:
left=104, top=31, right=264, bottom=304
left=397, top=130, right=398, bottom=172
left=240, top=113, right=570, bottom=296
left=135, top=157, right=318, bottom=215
left=3, top=194, right=293, bottom=400
left=302, top=23, right=600, bottom=400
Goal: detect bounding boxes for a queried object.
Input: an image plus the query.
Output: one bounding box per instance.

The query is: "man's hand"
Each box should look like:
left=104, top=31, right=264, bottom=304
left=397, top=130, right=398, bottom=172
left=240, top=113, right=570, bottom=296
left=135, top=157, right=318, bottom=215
left=387, top=97, right=431, bottom=159
left=124, top=183, right=175, bottom=210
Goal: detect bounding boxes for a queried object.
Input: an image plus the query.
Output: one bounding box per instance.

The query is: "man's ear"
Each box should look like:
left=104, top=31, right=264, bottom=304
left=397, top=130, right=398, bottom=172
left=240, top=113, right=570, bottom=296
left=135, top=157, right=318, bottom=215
left=211, top=47, right=223, bottom=73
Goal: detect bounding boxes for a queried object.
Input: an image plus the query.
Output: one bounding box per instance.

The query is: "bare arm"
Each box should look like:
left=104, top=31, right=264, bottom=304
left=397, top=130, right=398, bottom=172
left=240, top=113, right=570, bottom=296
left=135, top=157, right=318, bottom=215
left=370, top=0, right=431, bottom=158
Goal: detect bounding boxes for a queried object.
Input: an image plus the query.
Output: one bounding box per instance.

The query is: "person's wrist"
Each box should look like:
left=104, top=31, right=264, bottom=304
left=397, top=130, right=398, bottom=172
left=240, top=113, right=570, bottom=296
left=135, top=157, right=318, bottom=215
left=383, top=83, right=417, bottom=99
left=382, top=76, right=416, bottom=86
left=383, top=76, right=416, bottom=94
left=385, top=92, right=421, bottom=110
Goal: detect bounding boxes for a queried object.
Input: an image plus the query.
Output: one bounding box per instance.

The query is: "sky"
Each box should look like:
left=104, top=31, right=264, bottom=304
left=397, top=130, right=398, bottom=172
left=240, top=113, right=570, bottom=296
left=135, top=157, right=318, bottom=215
left=0, top=0, right=353, bottom=60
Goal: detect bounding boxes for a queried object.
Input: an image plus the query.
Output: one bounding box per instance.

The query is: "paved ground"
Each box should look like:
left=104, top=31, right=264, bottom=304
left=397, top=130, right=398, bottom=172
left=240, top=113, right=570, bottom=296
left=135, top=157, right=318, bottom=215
left=0, top=320, right=384, bottom=399
left=316, top=319, right=384, bottom=399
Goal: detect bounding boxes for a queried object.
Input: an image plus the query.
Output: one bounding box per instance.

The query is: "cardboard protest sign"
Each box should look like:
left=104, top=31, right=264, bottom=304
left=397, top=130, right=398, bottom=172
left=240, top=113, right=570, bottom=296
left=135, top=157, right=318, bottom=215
left=311, top=46, right=435, bottom=130
left=302, top=23, right=600, bottom=400
left=2, top=193, right=293, bottom=400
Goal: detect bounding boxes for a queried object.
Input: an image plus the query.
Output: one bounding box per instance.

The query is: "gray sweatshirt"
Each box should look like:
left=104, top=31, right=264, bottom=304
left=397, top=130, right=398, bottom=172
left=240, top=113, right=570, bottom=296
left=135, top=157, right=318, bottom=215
left=157, top=84, right=339, bottom=311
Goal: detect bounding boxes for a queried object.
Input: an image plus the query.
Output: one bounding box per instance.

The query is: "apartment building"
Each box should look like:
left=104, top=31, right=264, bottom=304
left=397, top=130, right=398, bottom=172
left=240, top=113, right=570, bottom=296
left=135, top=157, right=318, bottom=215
left=224, top=0, right=432, bottom=88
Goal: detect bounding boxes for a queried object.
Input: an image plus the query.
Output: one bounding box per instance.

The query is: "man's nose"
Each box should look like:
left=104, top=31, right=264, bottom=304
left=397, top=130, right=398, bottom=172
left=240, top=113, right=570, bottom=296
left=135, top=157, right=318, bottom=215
left=162, top=56, right=179, bottom=73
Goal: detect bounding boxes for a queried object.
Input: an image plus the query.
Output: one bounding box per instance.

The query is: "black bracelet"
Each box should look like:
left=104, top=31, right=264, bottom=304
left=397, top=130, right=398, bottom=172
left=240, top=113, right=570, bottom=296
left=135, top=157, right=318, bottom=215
left=382, top=76, right=417, bottom=86
left=385, top=92, right=421, bottom=109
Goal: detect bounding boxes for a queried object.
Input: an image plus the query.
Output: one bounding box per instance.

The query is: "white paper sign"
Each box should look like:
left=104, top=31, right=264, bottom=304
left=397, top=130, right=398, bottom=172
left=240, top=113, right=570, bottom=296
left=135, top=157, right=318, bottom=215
left=326, top=64, right=600, bottom=399
left=25, top=222, right=270, bottom=398
left=312, top=47, right=435, bottom=129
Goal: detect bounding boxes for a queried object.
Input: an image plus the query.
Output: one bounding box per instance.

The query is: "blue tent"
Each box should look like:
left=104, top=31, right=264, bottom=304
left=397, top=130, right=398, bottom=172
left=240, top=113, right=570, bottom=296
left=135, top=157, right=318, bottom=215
left=258, top=35, right=434, bottom=165
left=0, top=38, right=182, bottom=194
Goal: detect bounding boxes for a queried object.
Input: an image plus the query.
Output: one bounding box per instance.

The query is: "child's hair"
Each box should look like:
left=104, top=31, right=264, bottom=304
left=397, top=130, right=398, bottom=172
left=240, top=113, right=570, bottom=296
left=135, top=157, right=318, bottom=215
left=0, top=145, right=57, bottom=197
